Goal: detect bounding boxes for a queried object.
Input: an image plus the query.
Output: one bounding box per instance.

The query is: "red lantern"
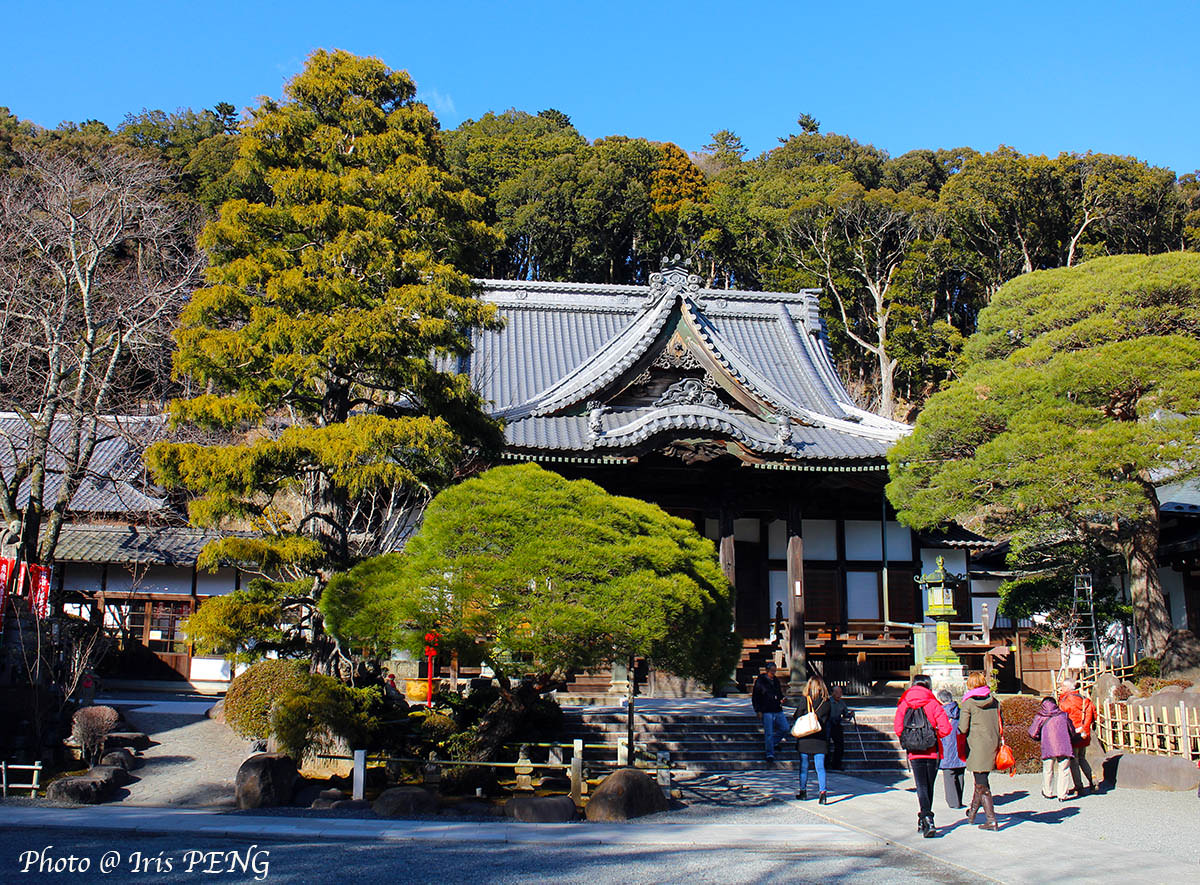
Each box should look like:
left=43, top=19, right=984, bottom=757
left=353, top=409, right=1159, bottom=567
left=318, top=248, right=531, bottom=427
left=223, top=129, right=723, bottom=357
left=424, top=631, right=440, bottom=708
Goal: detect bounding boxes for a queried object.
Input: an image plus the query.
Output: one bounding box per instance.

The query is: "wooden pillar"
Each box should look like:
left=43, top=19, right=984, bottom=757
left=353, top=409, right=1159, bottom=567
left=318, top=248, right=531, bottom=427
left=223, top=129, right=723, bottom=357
left=786, top=502, right=806, bottom=694
left=719, top=506, right=736, bottom=621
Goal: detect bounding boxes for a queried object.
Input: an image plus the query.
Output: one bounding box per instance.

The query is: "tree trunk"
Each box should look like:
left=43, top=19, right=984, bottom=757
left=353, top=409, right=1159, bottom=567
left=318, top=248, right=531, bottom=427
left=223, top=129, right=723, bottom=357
left=1123, top=514, right=1172, bottom=658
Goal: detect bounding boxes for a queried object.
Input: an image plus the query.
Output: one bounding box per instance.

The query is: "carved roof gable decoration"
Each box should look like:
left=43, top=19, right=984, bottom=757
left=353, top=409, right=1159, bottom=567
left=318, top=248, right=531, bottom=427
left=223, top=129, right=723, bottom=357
left=652, top=334, right=703, bottom=371
left=648, top=256, right=701, bottom=305
left=654, top=378, right=725, bottom=411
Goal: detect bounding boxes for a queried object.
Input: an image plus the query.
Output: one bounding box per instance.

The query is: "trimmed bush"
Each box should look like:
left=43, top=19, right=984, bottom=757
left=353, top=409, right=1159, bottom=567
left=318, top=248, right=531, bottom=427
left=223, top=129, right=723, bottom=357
left=224, top=659, right=309, bottom=740
left=72, top=706, right=119, bottom=764
left=1114, top=683, right=1132, bottom=701
left=419, top=712, right=457, bottom=744
left=1134, top=677, right=1194, bottom=697
left=1000, top=695, right=1043, bottom=774
left=270, top=673, right=383, bottom=760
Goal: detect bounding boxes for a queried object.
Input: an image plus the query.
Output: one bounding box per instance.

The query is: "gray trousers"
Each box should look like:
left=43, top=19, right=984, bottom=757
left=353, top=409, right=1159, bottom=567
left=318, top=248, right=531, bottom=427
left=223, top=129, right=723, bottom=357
left=941, top=767, right=964, bottom=808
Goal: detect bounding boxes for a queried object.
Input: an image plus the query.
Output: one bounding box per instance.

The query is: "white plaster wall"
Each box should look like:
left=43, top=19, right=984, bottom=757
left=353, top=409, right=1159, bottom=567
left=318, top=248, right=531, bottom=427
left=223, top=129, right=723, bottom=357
left=801, top=519, right=837, bottom=560
left=970, top=578, right=1003, bottom=628
left=768, top=520, right=787, bottom=558
left=189, top=656, right=232, bottom=682
left=845, top=520, right=913, bottom=561
left=733, top=518, right=760, bottom=543
left=102, top=564, right=193, bottom=596
left=195, top=567, right=237, bottom=597
left=768, top=569, right=788, bottom=620
left=846, top=571, right=880, bottom=619
left=61, top=564, right=104, bottom=594
left=1159, top=567, right=1187, bottom=629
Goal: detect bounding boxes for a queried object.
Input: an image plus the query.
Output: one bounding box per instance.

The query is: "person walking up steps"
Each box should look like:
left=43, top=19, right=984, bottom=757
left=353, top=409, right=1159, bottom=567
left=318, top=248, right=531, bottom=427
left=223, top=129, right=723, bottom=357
left=752, top=662, right=788, bottom=763
left=894, top=674, right=952, bottom=837
left=794, top=676, right=832, bottom=804
left=1029, top=696, right=1076, bottom=801
left=959, top=671, right=1002, bottom=830
left=1057, top=677, right=1097, bottom=794
left=937, top=689, right=966, bottom=810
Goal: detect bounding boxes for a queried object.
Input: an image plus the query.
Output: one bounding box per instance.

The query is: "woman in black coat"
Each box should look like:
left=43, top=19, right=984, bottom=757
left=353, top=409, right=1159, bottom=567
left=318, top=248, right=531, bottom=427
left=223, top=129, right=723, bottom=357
left=794, top=676, right=832, bottom=803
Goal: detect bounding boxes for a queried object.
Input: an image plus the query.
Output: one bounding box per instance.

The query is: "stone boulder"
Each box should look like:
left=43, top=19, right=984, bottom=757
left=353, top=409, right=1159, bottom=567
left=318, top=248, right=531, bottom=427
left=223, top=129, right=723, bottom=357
left=104, top=732, right=151, bottom=751
left=1092, top=672, right=1122, bottom=706
left=1161, top=630, right=1200, bottom=681
left=536, top=774, right=572, bottom=792
left=1108, top=753, right=1200, bottom=791
left=99, top=748, right=138, bottom=771
left=372, top=785, right=439, bottom=818
left=206, top=698, right=226, bottom=723
left=584, top=768, right=669, bottom=821
left=235, top=753, right=299, bottom=810
left=46, top=774, right=110, bottom=804
left=505, top=795, right=577, bottom=822
left=89, top=764, right=132, bottom=789
left=329, top=799, right=372, bottom=812
left=309, top=788, right=349, bottom=809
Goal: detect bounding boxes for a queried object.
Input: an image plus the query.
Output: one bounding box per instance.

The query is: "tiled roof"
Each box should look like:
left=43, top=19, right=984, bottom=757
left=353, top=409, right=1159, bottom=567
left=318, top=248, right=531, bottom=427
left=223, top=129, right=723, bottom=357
left=53, top=524, right=225, bottom=566
left=0, top=414, right=166, bottom=514
left=471, top=267, right=909, bottom=463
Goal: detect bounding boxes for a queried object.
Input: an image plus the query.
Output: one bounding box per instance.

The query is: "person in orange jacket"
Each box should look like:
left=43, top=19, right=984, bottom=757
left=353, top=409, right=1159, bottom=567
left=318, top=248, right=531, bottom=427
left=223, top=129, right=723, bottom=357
left=894, top=674, right=953, bottom=837
left=1057, top=677, right=1096, bottom=793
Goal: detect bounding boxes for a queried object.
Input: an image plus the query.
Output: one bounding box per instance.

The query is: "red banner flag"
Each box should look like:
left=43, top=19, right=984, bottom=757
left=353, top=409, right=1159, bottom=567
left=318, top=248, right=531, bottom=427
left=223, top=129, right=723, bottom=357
left=0, top=556, right=13, bottom=633
left=31, top=563, right=52, bottom=620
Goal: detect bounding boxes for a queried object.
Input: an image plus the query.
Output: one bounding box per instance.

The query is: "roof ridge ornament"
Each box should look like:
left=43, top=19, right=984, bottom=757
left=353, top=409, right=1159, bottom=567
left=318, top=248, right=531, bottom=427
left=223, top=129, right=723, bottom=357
left=649, top=255, right=700, bottom=305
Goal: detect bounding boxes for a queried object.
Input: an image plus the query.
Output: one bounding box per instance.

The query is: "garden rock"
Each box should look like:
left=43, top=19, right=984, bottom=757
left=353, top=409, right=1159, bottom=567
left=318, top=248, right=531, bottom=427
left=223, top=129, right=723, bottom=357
left=585, top=768, right=669, bottom=821
left=506, top=795, right=577, bottom=822
left=373, top=785, right=439, bottom=817
left=329, top=799, right=371, bottom=812
left=105, top=732, right=151, bottom=751
left=1161, top=630, right=1200, bottom=680
left=235, top=753, right=299, bottom=810
left=99, top=749, right=138, bottom=771
left=206, top=699, right=226, bottom=723
left=89, top=765, right=132, bottom=788
left=1108, top=753, right=1200, bottom=791
left=47, top=775, right=110, bottom=804
left=1092, top=672, right=1122, bottom=705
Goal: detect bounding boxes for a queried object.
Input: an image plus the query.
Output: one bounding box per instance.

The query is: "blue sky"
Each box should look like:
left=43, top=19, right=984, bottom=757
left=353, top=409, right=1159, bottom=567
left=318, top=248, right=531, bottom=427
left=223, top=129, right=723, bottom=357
left=3, top=1, right=1197, bottom=173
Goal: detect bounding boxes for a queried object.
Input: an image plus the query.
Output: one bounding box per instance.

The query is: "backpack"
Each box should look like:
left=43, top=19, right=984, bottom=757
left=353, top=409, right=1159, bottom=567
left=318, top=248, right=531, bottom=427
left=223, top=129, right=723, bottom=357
left=900, top=704, right=937, bottom=753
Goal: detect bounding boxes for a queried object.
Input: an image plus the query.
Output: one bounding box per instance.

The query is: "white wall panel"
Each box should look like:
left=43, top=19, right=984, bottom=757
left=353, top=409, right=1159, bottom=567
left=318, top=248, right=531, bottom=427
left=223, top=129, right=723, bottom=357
left=801, top=519, right=837, bottom=560
left=768, top=520, right=787, bottom=559
left=846, top=571, right=880, bottom=619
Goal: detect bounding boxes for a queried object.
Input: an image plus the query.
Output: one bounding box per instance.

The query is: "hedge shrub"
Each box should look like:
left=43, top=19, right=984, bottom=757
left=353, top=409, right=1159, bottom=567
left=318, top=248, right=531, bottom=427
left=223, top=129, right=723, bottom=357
left=224, top=659, right=308, bottom=740
left=270, top=673, right=384, bottom=759
left=1134, top=676, right=1194, bottom=697
left=72, top=705, right=119, bottom=764
left=1129, top=658, right=1161, bottom=679
left=1000, top=695, right=1043, bottom=774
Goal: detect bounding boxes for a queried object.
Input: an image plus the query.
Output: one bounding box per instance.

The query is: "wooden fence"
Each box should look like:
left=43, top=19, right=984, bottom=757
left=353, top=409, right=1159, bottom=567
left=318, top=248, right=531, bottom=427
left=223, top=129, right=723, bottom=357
left=1099, top=700, right=1200, bottom=760
left=1, top=761, right=42, bottom=797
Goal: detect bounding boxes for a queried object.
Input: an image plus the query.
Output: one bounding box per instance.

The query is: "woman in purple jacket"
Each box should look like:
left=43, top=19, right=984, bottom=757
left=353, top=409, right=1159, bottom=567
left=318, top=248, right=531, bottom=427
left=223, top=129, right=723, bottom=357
left=1028, top=696, right=1076, bottom=801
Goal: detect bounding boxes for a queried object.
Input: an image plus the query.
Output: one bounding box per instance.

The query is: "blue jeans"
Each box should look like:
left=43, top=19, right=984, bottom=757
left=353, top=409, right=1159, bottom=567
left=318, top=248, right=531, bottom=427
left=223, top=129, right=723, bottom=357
left=799, top=753, right=827, bottom=793
left=763, top=712, right=789, bottom=757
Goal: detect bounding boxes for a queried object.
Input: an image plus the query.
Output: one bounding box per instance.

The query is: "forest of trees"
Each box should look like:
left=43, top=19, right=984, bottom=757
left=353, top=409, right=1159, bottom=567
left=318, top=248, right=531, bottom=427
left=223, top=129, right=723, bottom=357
left=3, top=75, right=1198, bottom=421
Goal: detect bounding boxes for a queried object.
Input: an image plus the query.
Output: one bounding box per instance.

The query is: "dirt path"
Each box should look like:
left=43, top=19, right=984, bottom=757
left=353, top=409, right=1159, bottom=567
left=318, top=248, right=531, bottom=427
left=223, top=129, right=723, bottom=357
left=104, top=693, right=249, bottom=808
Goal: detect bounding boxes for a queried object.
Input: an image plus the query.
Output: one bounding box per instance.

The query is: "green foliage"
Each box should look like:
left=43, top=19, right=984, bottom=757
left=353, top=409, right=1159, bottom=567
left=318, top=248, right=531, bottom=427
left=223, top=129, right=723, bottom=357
left=146, top=51, right=506, bottom=665
left=320, top=463, right=740, bottom=689
left=1134, top=676, right=1191, bottom=697
left=181, top=591, right=293, bottom=664
left=999, top=695, right=1043, bottom=774
left=270, top=673, right=384, bottom=759
left=1129, top=658, right=1161, bottom=680
left=889, top=254, right=1200, bottom=653
left=224, top=659, right=309, bottom=740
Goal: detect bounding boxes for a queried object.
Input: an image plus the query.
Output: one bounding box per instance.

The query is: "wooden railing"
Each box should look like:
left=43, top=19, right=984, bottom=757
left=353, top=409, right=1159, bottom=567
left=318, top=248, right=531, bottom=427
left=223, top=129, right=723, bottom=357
left=1, top=761, right=42, bottom=797
left=1099, top=700, right=1200, bottom=760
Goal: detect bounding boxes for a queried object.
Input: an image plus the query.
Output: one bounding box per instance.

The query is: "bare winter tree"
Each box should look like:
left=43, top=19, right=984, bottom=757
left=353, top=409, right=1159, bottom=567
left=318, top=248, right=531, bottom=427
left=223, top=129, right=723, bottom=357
left=0, top=141, right=202, bottom=564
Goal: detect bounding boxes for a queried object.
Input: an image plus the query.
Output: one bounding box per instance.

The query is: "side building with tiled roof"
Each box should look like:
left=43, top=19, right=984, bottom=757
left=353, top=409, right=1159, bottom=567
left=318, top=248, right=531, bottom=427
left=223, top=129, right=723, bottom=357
left=0, top=413, right=240, bottom=685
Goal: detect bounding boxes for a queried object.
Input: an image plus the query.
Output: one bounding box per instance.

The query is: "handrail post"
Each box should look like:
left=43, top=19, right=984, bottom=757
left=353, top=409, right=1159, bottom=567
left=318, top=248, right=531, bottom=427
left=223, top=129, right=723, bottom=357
left=352, top=749, right=366, bottom=800
left=569, top=739, right=584, bottom=807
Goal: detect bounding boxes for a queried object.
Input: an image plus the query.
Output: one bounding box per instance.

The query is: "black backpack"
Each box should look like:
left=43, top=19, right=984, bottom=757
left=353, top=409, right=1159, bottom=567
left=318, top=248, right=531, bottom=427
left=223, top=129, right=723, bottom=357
left=899, top=704, right=937, bottom=753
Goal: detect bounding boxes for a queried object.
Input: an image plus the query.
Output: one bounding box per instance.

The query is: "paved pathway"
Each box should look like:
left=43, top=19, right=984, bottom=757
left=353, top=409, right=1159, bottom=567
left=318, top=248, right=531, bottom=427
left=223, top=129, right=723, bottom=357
left=103, top=693, right=249, bottom=808
left=726, top=767, right=1199, bottom=884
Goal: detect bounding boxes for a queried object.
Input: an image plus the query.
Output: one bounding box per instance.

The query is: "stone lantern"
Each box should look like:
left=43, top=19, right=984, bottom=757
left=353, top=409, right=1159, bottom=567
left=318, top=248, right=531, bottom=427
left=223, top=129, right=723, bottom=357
left=914, top=555, right=967, bottom=691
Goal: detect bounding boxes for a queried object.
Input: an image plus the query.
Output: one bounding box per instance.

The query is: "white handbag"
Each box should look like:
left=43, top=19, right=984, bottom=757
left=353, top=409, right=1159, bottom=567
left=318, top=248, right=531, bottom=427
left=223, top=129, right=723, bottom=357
left=791, top=696, right=822, bottom=738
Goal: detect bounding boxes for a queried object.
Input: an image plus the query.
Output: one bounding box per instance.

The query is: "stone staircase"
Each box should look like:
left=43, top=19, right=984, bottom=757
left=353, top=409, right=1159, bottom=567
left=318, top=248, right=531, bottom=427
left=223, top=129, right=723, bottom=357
left=559, top=703, right=909, bottom=774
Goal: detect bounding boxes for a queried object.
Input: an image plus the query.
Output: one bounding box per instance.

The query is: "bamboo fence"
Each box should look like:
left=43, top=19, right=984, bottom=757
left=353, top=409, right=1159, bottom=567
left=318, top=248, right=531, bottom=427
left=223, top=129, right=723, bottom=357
left=1099, top=700, right=1200, bottom=760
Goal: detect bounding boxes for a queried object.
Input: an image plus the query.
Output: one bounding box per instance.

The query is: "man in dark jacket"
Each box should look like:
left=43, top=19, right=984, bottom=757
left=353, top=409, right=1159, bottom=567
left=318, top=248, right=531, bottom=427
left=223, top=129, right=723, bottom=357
left=752, top=663, right=788, bottom=762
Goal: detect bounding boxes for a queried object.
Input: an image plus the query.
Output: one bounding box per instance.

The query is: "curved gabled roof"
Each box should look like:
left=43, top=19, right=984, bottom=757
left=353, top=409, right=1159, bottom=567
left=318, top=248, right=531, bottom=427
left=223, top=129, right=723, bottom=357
left=470, top=267, right=909, bottom=463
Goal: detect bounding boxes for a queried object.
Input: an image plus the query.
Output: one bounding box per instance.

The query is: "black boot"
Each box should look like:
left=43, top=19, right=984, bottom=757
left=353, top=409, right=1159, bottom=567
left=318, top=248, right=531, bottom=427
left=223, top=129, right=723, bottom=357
left=917, top=813, right=928, bottom=833
left=923, top=813, right=937, bottom=838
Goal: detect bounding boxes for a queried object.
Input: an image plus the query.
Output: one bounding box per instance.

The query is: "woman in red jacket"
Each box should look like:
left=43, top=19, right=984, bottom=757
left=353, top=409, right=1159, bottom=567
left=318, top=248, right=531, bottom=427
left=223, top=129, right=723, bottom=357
left=894, top=674, right=953, bottom=837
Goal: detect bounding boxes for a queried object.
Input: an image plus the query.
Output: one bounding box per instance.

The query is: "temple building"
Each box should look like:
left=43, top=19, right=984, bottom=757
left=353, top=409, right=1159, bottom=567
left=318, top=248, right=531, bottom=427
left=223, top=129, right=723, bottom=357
left=465, top=263, right=996, bottom=693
